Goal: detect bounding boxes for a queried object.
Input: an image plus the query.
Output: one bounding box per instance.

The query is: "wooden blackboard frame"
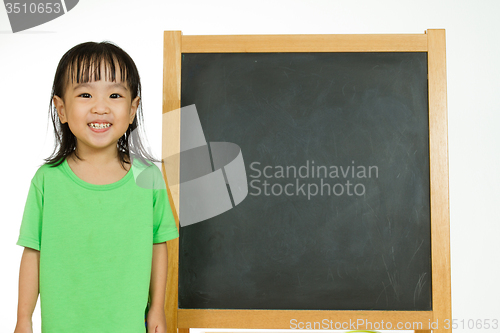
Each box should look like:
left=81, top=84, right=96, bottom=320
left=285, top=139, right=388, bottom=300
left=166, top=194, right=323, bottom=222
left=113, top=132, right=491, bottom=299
left=161, top=30, right=450, bottom=333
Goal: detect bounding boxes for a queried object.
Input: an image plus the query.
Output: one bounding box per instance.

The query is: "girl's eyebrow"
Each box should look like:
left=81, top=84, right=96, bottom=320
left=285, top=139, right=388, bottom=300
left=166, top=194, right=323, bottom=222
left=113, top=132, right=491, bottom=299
left=73, top=82, right=128, bottom=90
left=108, top=83, right=128, bottom=90
left=72, top=83, right=91, bottom=89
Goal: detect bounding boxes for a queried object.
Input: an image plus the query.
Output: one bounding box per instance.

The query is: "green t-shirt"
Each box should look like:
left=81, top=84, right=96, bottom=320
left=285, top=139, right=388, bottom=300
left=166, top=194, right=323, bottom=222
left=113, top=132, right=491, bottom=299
left=17, top=157, right=179, bottom=333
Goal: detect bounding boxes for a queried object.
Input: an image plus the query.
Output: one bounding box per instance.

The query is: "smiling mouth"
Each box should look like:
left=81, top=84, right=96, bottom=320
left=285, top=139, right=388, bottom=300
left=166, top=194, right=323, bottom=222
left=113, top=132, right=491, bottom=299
left=88, top=123, right=111, bottom=129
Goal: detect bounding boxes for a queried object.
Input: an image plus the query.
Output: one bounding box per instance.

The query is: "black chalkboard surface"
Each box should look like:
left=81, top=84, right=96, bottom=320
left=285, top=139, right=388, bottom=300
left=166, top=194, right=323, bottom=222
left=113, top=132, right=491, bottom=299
left=179, top=52, right=431, bottom=311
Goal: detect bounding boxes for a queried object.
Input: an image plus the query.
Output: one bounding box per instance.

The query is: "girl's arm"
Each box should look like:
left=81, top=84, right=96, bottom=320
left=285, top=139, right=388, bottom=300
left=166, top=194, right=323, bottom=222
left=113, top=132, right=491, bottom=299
left=14, top=247, right=40, bottom=333
left=150, top=242, right=168, bottom=309
left=147, top=242, right=168, bottom=332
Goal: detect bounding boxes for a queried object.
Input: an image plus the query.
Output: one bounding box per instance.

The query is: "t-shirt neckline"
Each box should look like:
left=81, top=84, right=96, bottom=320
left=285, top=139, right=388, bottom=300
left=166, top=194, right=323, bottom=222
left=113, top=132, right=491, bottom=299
left=62, top=157, right=133, bottom=191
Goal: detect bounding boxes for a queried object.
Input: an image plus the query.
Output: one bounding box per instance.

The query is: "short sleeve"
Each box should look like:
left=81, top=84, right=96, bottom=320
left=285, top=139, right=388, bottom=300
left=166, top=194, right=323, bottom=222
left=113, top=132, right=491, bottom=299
left=152, top=165, right=179, bottom=243
left=17, top=181, right=43, bottom=251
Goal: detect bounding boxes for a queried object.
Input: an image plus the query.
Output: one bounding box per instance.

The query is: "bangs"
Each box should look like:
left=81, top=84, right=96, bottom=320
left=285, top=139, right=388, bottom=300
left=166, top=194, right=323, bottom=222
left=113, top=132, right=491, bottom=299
left=52, top=41, right=140, bottom=99
left=67, top=53, right=130, bottom=86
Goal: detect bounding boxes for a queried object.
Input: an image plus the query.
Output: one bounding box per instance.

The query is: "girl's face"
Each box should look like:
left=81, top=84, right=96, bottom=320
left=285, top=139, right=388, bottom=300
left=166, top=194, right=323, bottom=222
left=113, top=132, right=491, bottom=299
left=53, top=63, right=139, bottom=159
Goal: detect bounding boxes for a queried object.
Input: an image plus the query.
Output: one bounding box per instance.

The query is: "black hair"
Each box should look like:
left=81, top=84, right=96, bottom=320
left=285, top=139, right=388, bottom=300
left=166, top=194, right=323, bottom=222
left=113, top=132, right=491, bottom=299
left=44, top=41, right=160, bottom=169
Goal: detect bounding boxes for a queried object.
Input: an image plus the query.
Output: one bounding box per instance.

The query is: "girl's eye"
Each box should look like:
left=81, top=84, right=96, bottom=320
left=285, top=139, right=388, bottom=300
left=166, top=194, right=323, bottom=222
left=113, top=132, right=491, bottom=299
left=110, top=93, right=122, bottom=99
left=79, top=93, right=91, bottom=98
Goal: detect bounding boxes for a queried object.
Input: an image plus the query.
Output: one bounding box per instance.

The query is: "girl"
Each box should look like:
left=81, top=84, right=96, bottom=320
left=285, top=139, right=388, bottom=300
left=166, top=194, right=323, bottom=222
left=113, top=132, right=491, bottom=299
left=14, top=41, right=179, bottom=333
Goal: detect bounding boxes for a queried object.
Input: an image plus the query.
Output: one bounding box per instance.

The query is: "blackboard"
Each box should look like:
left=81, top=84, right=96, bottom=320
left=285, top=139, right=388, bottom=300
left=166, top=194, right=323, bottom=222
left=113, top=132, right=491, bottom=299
left=178, top=52, right=432, bottom=311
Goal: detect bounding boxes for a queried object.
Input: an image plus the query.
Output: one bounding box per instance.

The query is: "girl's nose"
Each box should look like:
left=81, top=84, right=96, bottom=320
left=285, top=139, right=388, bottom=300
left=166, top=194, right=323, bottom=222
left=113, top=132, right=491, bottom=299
left=91, top=98, right=110, bottom=114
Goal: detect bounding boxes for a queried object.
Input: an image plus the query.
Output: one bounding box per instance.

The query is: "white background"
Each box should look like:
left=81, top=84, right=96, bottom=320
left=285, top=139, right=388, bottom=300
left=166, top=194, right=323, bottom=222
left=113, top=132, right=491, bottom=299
left=1, top=0, right=499, bottom=332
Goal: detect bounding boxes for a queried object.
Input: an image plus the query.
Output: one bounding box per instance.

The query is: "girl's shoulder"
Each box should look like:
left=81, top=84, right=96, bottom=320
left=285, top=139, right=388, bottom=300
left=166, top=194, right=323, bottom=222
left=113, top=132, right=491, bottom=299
left=130, top=156, right=166, bottom=190
left=28, top=159, right=67, bottom=191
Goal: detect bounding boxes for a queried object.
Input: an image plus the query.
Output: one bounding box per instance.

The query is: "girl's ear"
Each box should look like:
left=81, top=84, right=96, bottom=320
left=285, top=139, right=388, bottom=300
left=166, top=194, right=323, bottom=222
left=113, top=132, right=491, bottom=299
left=129, top=96, right=140, bottom=124
left=53, top=96, right=67, bottom=124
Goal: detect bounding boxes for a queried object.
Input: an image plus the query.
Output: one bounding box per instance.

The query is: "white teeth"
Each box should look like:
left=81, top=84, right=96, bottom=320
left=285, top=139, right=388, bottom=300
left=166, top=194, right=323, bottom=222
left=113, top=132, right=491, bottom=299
left=89, top=123, right=111, bottom=129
